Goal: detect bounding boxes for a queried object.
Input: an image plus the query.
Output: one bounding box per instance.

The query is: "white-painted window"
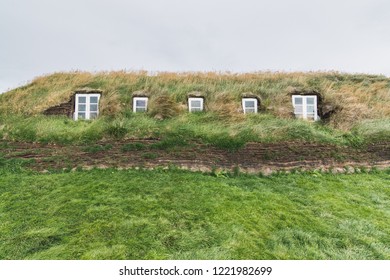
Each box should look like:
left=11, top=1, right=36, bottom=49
left=74, top=93, right=100, bottom=120
left=188, top=97, right=204, bottom=112
left=242, top=98, right=258, bottom=114
left=133, top=97, right=148, bottom=112
left=292, top=95, right=319, bottom=121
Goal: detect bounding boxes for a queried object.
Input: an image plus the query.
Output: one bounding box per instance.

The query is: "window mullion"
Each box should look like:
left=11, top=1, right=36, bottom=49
left=86, top=96, right=90, bottom=119
left=75, top=97, right=79, bottom=120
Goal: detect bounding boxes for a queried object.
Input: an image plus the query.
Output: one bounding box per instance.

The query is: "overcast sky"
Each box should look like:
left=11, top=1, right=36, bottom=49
left=1, top=0, right=390, bottom=93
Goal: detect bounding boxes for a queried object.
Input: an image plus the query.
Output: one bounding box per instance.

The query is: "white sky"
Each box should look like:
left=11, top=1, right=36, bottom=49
left=1, top=0, right=390, bottom=93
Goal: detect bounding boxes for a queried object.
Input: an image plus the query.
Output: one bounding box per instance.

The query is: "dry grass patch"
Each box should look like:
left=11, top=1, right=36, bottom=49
left=148, top=92, right=181, bottom=120
left=208, top=92, right=244, bottom=122
left=100, top=89, right=123, bottom=117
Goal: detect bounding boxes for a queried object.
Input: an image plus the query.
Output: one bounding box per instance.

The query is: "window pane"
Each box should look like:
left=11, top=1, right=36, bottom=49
left=191, top=100, right=201, bottom=107
left=90, top=96, right=98, bottom=103
left=78, top=104, right=86, bottom=111
left=191, top=107, right=202, bottom=112
left=294, top=97, right=303, bottom=105
left=246, top=108, right=255, bottom=113
left=136, top=100, right=146, bottom=107
left=245, top=100, right=255, bottom=107
left=90, top=112, right=98, bottom=119
left=90, top=104, right=98, bottom=111
left=78, top=96, right=86, bottom=103
left=136, top=107, right=146, bottom=112
left=306, top=97, right=315, bottom=105
left=294, top=105, right=303, bottom=114
left=306, top=105, right=315, bottom=113
left=78, top=113, right=86, bottom=119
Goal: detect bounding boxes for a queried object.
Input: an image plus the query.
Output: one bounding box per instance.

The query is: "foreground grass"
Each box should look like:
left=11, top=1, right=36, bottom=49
left=0, top=167, right=389, bottom=260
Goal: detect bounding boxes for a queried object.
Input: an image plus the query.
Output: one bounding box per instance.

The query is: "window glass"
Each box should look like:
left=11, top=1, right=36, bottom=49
left=294, top=97, right=303, bottom=105
left=191, top=100, right=201, bottom=107
left=136, top=107, right=146, bottom=112
left=136, top=100, right=146, bottom=107
left=294, top=106, right=303, bottom=114
left=90, top=96, right=98, bottom=103
left=306, top=105, right=314, bottom=112
left=90, top=112, right=98, bottom=119
left=90, top=104, right=98, bottom=111
left=78, top=113, right=86, bottom=119
left=78, top=104, right=86, bottom=111
left=306, top=97, right=315, bottom=105
left=78, top=96, right=86, bottom=103
left=245, top=100, right=255, bottom=107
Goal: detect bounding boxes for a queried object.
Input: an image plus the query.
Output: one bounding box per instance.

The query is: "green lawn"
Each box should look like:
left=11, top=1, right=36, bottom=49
left=0, top=167, right=389, bottom=260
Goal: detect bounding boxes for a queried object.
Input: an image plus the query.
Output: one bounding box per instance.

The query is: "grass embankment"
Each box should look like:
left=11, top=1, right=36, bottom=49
left=0, top=162, right=389, bottom=260
left=0, top=113, right=351, bottom=148
left=1, top=113, right=389, bottom=150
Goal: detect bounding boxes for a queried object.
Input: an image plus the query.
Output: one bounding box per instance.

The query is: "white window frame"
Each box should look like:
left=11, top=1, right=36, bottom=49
left=292, top=95, right=319, bottom=121
left=133, top=97, right=148, bottom=112
left=188, top=97, right=204, bottom=112
left=242, top=98, right=258, bottom=114
left=74, top=93, right=101, bottom=120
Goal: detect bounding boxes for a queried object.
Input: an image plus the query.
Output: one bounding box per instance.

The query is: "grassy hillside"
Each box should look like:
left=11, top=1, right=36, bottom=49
left=0, top=71, right=389, bottom=147
left=0, top=163, right=389, bottom=260
left=1, top=71, right=390, bottom=126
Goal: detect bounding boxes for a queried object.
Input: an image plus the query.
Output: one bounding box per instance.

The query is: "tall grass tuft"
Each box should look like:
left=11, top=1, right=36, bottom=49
left=147, top=92, right=181, bottom=120
left=208, top=92, right=244, bottom=122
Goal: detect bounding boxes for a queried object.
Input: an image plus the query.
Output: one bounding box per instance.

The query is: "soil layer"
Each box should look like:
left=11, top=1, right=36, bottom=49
left=1, top=140, right=390, bottom=173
